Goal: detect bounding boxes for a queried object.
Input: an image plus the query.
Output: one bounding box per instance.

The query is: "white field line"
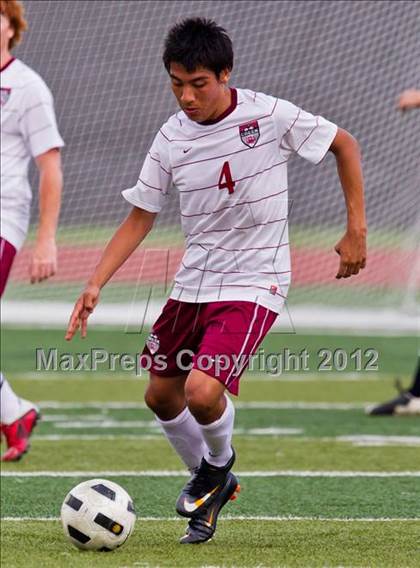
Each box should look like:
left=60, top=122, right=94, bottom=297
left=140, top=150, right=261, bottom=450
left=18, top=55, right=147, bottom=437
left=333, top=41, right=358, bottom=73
left=29, top=433, right=420, bottom=447
left=3, top=301, right=418, bottom=333
left=337, top=435, right=420, bottom=447
left=14, top=372, right=387, bottom=382
left=1, top=516, right=419, bottom=522
left=2, top=470, right=420, bottom=478
left=37, top=401, right=370, bottom=410
left=38, top=421, right=304, bottom=435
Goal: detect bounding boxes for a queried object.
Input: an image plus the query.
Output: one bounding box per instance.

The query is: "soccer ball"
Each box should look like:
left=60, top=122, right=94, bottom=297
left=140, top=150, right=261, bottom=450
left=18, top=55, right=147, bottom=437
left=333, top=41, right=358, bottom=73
left=60, top=478, right=136, bottom=551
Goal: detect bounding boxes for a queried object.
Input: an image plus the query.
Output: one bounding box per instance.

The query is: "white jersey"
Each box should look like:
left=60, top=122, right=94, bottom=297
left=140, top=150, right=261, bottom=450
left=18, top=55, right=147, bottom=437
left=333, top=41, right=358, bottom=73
left=123, top=88, right=337, bottom=313
left=1, top=58, right=64, bottom=250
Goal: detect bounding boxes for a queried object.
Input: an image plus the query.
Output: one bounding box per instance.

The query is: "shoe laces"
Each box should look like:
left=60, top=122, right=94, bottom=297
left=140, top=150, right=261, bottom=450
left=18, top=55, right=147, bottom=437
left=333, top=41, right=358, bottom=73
left=185, top=465, right=212, bottom=494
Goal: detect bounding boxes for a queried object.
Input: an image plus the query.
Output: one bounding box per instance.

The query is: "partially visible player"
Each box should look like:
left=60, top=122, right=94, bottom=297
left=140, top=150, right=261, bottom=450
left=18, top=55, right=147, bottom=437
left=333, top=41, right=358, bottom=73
left=397, top=89, right=420, bottom=111
left=367, top=88, right=420, bottom=416
left=0, top=0, right=64, bottom=461
left=367, top=359, right=420, bottom=416
left=65, top=18, right=366, bottom=543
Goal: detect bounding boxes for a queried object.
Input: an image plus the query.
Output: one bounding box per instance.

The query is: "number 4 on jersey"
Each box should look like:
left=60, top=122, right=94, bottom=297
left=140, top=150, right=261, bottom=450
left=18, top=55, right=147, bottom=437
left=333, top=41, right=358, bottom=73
left=218, top=161, right=235, bottom=195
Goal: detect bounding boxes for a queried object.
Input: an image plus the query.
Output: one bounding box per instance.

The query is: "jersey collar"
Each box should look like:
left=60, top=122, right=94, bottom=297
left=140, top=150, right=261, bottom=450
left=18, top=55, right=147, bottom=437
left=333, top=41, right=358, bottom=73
left=198, top=88, right=238, bottom=125
left=0, top=57, right=16, bottom=73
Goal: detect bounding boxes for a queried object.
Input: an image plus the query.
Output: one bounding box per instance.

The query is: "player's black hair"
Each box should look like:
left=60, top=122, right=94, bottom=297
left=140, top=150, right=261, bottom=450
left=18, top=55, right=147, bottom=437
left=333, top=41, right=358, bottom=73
left=163, top=18, right=233, bottom=78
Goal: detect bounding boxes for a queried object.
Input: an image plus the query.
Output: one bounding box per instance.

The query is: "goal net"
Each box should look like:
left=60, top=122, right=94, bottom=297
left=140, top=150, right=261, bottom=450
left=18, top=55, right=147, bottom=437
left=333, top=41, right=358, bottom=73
left=4, top=0, right=419, bottom=328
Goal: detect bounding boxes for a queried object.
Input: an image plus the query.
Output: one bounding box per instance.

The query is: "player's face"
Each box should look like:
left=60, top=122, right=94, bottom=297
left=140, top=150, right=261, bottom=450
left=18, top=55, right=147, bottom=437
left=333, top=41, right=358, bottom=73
left=169, top=63, right=231, bottom=123
left=0, top=13, right=14, bottom=53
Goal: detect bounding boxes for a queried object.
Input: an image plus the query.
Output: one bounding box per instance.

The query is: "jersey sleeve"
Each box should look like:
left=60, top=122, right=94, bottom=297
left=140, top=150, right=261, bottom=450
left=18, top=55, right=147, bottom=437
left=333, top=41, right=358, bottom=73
left=273, top=98, right=338, bottom=164
left=122, top=130, right=172, bottom=213
left=19, top=76, right=64, bottom=158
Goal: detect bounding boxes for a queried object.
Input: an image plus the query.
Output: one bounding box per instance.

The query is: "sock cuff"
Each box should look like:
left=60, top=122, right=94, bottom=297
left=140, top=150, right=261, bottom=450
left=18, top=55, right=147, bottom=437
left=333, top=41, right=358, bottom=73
left=155, top=405, right=191, bottom=428
left=199, top=394, right=234, bottom=431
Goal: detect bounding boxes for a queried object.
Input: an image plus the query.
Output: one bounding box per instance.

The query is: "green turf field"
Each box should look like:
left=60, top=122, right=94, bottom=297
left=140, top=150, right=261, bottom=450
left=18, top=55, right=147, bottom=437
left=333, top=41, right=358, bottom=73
left=1, top=328, right=419, bottom=567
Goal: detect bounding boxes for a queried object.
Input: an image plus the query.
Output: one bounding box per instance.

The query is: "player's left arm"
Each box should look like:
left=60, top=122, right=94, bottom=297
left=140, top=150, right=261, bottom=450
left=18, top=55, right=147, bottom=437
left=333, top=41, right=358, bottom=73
left=31, top=148, right=63, bottom=283
left=329, top=127, right=367, bottom=279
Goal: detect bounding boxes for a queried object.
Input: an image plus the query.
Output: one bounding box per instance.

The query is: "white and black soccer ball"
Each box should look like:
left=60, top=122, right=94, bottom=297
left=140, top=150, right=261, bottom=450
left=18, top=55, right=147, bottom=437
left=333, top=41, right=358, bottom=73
left=60, top=479, right=136, bottom=551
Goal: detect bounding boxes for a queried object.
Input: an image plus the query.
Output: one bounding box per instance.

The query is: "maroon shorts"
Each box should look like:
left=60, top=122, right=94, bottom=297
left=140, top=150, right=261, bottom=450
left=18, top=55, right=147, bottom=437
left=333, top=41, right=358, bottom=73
left=0, top=238, right=17, bottom=297
left=141, top=299, right=277, bottom=395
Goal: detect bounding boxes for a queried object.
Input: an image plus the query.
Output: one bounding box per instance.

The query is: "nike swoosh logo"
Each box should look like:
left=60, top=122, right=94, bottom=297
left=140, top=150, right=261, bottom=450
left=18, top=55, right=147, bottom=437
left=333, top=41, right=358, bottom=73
left=183, top=147, right=192, bottom=153
left=183, top=485, right=219, bottom=513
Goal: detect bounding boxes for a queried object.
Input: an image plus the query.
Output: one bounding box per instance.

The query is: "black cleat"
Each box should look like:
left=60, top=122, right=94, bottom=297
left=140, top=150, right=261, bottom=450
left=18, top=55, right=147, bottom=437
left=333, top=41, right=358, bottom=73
left=176, top=449, right=235, bottom=518
left=366, top=379, right=420, bottom=416
left=180, top=472, right=240, bottom=544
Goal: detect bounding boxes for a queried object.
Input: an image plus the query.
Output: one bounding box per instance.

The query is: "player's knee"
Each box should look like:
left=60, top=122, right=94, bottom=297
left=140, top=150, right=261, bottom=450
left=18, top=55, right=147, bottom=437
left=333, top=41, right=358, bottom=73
left=144, top=384, right=171, bottom=413
left=185, top=391, right=211, bottom=415
left=185, top=381, right=221, bottom=421
left=144, top=380, right=185, bottom=420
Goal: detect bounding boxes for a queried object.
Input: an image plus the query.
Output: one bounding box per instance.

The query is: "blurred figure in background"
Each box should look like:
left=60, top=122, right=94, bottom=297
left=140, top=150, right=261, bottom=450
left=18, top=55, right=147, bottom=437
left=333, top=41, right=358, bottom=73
left=367, top=88, right=420, bottom=416
left=0, top=0, right=64, bottom=460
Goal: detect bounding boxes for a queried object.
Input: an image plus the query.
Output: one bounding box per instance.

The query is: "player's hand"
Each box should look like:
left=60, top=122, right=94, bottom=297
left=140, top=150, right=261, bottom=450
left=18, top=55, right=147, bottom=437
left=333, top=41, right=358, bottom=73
left=397, top=89, right=420, bottom=111
left=30, top=237, right=57, bottom=284
left=334, top=229, right=367, bottom=279
left=65, top=285, right=100, bottom=340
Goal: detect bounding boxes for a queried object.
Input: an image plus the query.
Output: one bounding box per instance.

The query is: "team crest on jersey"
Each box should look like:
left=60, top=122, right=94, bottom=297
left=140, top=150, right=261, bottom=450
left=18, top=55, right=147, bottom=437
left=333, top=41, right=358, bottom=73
left=146, top=332, right=160, bottom=354
left=0, top=88, right=11, bottom=106
left=239, top=120, right=260, bottom=148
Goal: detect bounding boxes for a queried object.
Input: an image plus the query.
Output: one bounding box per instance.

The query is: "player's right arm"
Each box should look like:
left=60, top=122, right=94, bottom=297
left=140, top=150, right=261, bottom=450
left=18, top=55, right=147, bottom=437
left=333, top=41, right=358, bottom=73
left=65, top=206, right=156, bottom=340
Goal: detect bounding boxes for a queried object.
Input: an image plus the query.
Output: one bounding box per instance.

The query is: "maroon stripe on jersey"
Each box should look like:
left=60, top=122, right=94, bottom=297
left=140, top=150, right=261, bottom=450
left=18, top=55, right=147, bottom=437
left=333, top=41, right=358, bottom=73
left=27, top=123, right=57, bottom=139
left=165, top=99, right=279, bottom=143
left=136, top=177, right=164, bottom=192
left=17, top=102, right=54, bottom=124
left=159, top=129, right=171, bottom=142
left=186, top=217, right=287, bottom=238
left=181, top=188, right=287, bottom=219
left=1, top=150, right=28, bottom=160
left=173, top=138, right=277, bottom=170
left=194, top=242, right=289, bottom=253
left=295, top=116, right=320, bottom=152
left=179, top=157, right=288, bottom=194
left=280, top=116, right=320, bottom=155
left=0, top=57, right=15, bottom=72
left=199, top=88, right=238, bottom=125
left=279, top=108, right=301, bottom=148
left=174, top=281, right=287, bottom=299
left=2, top=174, right=26, bottom=179
left=148, top=152, right=171, bottom=175
left=181, top=261, right=291, bottom=276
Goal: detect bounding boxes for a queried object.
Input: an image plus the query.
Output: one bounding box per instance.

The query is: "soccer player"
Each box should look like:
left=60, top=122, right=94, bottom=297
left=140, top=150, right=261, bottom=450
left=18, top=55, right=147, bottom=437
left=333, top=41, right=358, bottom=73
left=0, top=0, right=64, bottom=461
left=66, top=18, right=367, bottom=543
left=397, top=89, right=420, bottom=111
left=367, top=359, right=420, bottom=416
left=366, top=88, right=420, bottom=416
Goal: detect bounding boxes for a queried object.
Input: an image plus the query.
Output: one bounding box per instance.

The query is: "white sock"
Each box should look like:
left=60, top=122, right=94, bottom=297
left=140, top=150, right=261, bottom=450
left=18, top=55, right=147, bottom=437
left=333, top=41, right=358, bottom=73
left=155, top=406, right=206, bottom=472
left=199, top=394, right=235, bottom=467
left=0, top=373, right=36, bottom=425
